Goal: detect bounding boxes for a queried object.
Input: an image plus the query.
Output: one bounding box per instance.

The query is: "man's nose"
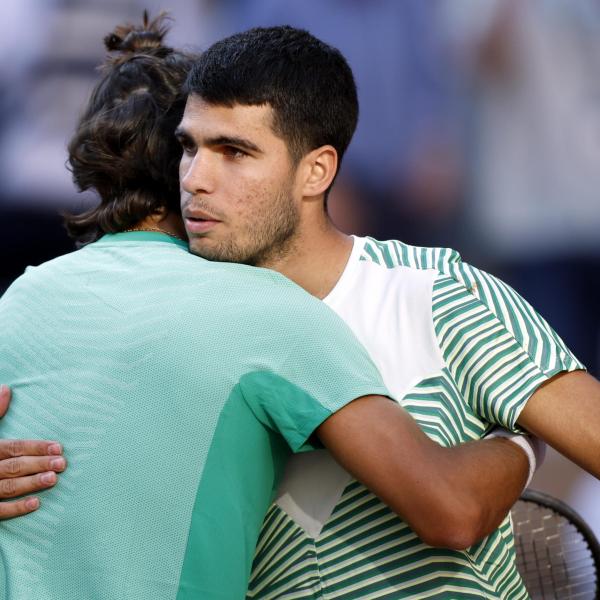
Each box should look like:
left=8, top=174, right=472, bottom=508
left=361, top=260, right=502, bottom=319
left=180, top=151, right=216, bottom=195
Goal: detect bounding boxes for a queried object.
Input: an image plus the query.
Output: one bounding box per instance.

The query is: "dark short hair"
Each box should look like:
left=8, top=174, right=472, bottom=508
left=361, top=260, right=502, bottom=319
left=65, top=13, right=194, bottom=245
left=184, top=26, right=359, bottom=192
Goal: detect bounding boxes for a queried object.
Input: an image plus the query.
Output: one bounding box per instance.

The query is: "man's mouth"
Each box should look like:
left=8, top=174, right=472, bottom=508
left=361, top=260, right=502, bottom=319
left=184, top=212, right=221, bottom=234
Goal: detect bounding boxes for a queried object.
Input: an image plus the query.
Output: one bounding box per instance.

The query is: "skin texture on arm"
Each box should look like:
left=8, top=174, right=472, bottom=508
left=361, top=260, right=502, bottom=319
left=517, top=370, right=600, bottom=478
left=0, top=385, right=66, bottom=520
left=317, top=395, right=529, bottom=550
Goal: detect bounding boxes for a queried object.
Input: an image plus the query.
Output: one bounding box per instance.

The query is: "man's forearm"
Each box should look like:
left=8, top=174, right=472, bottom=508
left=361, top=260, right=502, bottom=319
left=517, top=370, right=600, bottom=478
left=433, top=436, right=529, bottom=543
left=317, top=395, right=529, bottom=549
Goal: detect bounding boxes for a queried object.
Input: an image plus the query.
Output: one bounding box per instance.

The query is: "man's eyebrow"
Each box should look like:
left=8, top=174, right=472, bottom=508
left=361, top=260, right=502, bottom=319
left=205, top=135, right=263, bottom=154
left=173, top=128, right=263, bottom=154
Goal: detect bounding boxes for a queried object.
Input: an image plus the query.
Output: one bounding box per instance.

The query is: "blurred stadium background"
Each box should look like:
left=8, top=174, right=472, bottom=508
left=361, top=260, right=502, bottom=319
left=1, top=0, right=599, bottom=535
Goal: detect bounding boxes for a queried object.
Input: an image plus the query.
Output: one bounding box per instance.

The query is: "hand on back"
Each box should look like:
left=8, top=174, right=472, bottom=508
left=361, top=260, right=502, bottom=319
left=0, top=385, right=66, bottom=520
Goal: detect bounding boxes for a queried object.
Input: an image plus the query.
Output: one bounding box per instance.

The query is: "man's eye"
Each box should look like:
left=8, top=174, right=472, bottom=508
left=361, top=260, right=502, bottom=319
left=177, top=138, right=195, bottom=155
left=223, top=146, right=247, bottom=159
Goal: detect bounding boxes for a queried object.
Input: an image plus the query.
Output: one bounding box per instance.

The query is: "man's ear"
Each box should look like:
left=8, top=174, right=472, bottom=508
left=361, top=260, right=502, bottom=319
left=299, top=145, right=338, bottom=199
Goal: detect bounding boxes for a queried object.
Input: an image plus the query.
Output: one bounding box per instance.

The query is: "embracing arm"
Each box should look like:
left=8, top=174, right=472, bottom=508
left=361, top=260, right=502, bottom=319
left=517, top=370, right=600, bottom=477
left=317, top=395, right=529, bottom=549
left=0, top=385, right=66, bottom=520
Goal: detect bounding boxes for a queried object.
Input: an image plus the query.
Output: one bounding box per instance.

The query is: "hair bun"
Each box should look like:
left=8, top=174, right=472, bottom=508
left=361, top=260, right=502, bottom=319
left=103, top=10, right=172, bottom=55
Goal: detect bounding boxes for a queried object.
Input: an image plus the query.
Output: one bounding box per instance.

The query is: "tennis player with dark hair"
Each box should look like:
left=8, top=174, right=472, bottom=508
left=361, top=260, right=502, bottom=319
left=172, top=26, right=598, bottom=599
left=0, top=15, right=389, bottom=599
left=0, top=15, right=541, bottom=600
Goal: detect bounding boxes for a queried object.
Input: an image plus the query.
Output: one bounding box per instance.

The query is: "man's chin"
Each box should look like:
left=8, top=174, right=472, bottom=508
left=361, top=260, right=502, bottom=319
left=188, top=239, right=217, bottom=260
left=188, top=238, right=240, bottom=263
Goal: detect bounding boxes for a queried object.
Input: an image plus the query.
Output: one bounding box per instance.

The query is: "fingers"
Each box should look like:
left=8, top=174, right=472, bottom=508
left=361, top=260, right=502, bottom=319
left=0, top=397, right=65, bottom=520
left=0, top=455, right=66, bottom=479
left=0, top=441, right=66, bottom=520
left=0, top=384, right=11, bottom=418
left=0, top=496, right=40, bottom=520
left=0, top=471, right=59, bottom=500
left=0, top=440, right=62, bottom=461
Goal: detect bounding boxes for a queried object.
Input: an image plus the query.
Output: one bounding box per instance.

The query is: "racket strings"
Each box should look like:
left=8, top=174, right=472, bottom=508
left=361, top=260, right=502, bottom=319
left=512, top=500, right=598, bottom=599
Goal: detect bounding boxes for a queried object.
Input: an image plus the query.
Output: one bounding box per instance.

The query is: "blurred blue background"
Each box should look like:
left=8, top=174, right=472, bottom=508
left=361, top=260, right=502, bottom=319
left=1, top=0, right=599, bottom=534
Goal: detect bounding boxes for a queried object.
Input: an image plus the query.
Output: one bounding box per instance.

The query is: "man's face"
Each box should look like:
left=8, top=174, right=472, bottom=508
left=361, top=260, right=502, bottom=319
left=177, top=95, right=301, bottom=267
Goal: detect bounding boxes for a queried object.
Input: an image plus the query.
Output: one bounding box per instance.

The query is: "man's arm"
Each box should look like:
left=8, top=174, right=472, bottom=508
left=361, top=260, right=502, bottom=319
left=0, top=385, right=66, bottom=519
left=317, top=395, right=530, bottom=550
left=517, top=370, right=600, bottom=477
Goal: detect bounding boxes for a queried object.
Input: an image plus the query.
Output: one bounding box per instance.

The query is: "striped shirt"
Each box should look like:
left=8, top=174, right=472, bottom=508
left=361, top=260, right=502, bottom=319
left=248, top=236, right=583, bottom=599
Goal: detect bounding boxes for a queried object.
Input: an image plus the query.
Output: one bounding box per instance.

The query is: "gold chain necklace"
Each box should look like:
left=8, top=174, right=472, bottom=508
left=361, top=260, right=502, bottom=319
left=124, top=227, right=187, bottom=243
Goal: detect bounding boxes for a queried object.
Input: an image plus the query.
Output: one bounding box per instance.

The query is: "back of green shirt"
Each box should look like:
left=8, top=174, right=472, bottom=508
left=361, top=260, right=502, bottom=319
left=0, top=232, right=388, bottom=600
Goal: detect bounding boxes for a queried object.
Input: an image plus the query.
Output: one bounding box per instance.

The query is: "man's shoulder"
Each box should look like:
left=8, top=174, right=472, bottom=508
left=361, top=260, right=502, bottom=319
left=327, top=237, right=465, bottom=315
left=356, top=237, right=462, bottom=274
left=1, top=247, right=83, bottom=295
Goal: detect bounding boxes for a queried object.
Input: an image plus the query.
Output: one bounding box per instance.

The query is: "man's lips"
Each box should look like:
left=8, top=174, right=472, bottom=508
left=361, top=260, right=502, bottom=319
left=184, top=217, right=221, bottom=234
left=184, top=213, right=221, bottom=234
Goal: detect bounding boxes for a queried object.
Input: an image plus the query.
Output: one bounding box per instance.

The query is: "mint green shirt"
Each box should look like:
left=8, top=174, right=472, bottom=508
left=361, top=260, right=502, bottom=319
left=0, top=232, right=388, bottom=600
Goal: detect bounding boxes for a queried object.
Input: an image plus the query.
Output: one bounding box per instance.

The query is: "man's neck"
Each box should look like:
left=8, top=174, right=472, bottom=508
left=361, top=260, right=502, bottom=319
left=261, top=220, right=353, bottom=300
left=134, top=212, right=187, bottom=240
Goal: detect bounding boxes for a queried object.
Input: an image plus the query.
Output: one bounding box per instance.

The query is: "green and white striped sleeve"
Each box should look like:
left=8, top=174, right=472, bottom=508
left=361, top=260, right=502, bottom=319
left=432, top=262, right=585, bottom=430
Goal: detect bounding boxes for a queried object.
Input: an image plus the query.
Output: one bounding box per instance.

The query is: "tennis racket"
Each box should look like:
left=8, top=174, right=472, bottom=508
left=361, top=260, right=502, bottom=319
left=511, top=489, right=600, bottom=599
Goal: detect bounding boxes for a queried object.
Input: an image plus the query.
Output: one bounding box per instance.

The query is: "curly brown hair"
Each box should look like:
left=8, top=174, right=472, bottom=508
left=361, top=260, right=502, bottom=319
left=65, top=12, right=195, bottom=245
